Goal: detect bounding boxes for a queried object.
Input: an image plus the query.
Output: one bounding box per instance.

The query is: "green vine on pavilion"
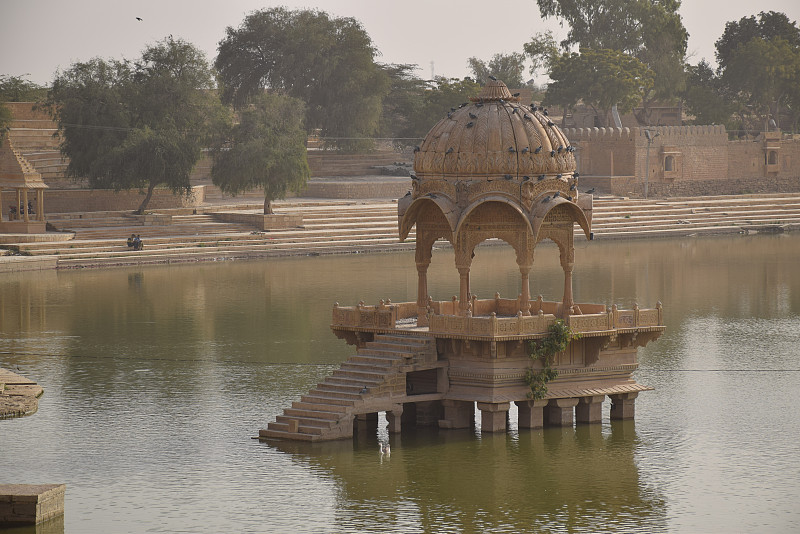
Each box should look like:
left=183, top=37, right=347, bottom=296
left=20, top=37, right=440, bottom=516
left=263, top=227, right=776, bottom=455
left=525, top=319, right=580, bottom=399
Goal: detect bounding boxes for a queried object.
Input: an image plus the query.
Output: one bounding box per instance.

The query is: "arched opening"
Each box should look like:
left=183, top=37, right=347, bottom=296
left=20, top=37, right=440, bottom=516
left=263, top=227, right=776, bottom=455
left=767, top=151, right=778, bottom=165
left=664, top=155, right=675, bottom=172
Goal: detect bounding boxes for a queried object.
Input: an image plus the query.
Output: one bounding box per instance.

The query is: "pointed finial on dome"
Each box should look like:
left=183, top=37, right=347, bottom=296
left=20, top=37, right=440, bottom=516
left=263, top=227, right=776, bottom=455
left=470, top=79, right=519, bottom=103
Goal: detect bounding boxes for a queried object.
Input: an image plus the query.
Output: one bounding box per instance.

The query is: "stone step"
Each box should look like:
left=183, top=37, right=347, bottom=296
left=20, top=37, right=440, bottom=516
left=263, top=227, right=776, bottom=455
left=275, top=415, right=333, bottom=430
left=299, top=394, right=355, bottom=407
left=346, top=354, right=401, bottom=367
left=283, top=407, right=343, bottom=421
left=267, top=421, right=325, bottom=436
left=258, top=427, right=316, bottom=442
left=291, top=400, right=350, bottom=413
left=305, top=388, right=362, bottom=401
left=323, top=376, right=383, bottom=388
left=338, top=361, right=396, bottom=373
left=332, top=368, right=388, bottom=381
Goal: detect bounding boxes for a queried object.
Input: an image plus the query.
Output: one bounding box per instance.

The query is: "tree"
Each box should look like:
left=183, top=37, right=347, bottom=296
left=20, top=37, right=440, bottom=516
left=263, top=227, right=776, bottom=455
left=545, top=48, right=654, bottom=126
left=467, top=53, right=527, bottom=87
left=210, top=92, right=310, bottom=214
left=215, top=8, right=389, bottom=151
left=534, top=0, right=688, bottom=109
left=682, top=60, right=737, bottom=125
left=715, top=12, right=800, bottom=130
left=523, top=31, right=560, bottom=82
left=49, top=38, right=221, bottom=213
left=0, top=75, right=47, bottom=139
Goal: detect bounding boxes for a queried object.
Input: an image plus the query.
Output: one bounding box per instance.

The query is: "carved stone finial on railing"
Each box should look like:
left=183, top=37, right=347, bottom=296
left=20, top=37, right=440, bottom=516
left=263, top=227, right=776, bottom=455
left=334, top=302, right=339, bottom=308
left=656, top=301, right=662, bottom=309
left=538, top=309, right=544, bottom=317
left=358, top=300, right=365, bottom=309
left=386, top=298, right=392, bottom=305
left=495, top=292, right=501, bottom=300
left=517, top=311, right=523, bottom=318
left=379, top=299, right=385, bottom=308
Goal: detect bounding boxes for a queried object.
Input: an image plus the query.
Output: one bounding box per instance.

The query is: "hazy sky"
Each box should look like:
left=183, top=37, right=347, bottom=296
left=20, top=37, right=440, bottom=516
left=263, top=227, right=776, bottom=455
left=2, top=0, right=800, bottom=86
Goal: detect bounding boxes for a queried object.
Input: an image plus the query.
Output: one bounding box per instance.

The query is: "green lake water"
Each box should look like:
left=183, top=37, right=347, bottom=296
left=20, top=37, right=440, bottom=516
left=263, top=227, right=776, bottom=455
left=1, top=234, right=799, bottom=533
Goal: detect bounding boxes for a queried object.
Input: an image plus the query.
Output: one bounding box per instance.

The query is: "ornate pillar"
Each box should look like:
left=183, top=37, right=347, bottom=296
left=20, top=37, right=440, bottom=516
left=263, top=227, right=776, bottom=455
left=575, top=395, right=605, bottom=424
left=458, top=267, right=470, bottom=315
left=37, top=189, right=44, bottom=222
left=516, top=399, right=548, bottom=429
left=386, top=405, right=404, bottom=434
left=609, top=392, right=638, bottom=420
left=544, top=398, right=579, bottom=426
left=558, top=237, right=575, bottom=315
left=439, top=400, right=473, bottom=429
left=477, top=402, right=510, bottom=432
left=15, top=189, right=21, bottom=221
left=22, top=189, right=29, bottom=223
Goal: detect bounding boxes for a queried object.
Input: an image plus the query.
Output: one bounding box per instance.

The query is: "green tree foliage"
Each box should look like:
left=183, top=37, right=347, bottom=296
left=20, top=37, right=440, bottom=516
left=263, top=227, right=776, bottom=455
left=525, top=320, right=579, bottom=399
left=715, top=11, right=800, bottom=130
left=682, top=61, right=737, bottom=126
left=0, top=75, right=48, bottom=139
left=545, top=49, right=654, bottom=126
left=0, top=75, right=48, bottom=102
left=215, top=7, right=389, bottom=151
left=523, top=31, right=560, bottom=82
left=376, top=64, right=428, bottom=141
left=534, top=0, right=687, bottom=108
left=49, top=38, right=221, bottom=213
left=467, top=53, right=527, bottom=87
left=210, top=92, right=309, bottom=214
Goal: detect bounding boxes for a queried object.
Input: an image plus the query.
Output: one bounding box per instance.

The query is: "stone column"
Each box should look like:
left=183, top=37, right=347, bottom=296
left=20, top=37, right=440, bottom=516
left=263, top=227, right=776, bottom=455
left=458, top=267, right=470, bottom=315
left=515, top=399, right=548, bottom=429
left=562, top=262, right=574, bottom=314
left=609, top=392, right=638, bottom=420
left=439, top=400, right=473, bottom=429
left=386, top=405, right=404, bottom=434
left=519, top=266, right=532, bottom=315
left=15, top=189, right=21, bottom=221
left=575, top=395, right=605, bottom=424
left=37, top=189, right=44, bottom=222
left=477, top=402, right=510, bottom=433
left=22, top=189, right=29, bottom=223
left=544, top=398, right=579, bottom=427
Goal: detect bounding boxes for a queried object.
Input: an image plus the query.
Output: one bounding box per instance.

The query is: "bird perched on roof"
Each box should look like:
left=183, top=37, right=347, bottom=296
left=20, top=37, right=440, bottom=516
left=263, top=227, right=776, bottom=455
left=585, top=187, right=596, bottom=194
left=445, top=147, right=454, bottom=154
left=508, top=146, right=516, bottom=153
left=450, top=107, right=456, bottom=112
left=574, top=172, right=580, bottom=179
left=511, top=108, right=518, bottom=114
left=360, top=386, right=369, bottom=395
left=503, top=174, right=513, bottom=180
left=534, top=146, right=542, bottom=154
left=547, top=120, right=555, bottom=127
left=523, top=114, right=532, bottom=120
left=550, top=150, right=556, bottom=157
left=469, top=112, right=478, bottom=119
left=521, top=147, right=530, bottom=153
left=459, top=103, right=468, bottom=108
left=570, top=183, right=576, bottom=191
left=542, top=195, right=551, bottom=202
left=512, top=92, right=520, bottom=97
left=543, top=109, right=549, bottom=116
left=413, top=146, right=420, bottom=153
left=556, top=174, right=562, bottom=179
left=566, top=195, right=573, bottom=201
left=537, top=175, right=546, bottom=181
left=523, top=176, right=531, bottom=181
left=466, top=121, right=474, bottom=128
left=499, top=99, right=505, bottom=104
left=553, top=191, right=561, bottom=198
left=489, top=75, right=497, bottom=81
left=476, top=102, right=484, bottom=108
left=558, top=145, right=564, bottom=153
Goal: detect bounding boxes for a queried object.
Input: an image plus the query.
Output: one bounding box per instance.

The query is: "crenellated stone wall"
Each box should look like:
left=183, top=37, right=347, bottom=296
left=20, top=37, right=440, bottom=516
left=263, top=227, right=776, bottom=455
left=564, top=126, right=800, bottom=197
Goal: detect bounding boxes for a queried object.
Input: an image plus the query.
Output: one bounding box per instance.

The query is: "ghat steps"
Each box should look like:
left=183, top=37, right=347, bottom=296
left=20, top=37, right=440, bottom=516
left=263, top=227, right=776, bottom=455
left=5, top=193, right=800, bottom=268
left=259, top=333, right=438, bottom=442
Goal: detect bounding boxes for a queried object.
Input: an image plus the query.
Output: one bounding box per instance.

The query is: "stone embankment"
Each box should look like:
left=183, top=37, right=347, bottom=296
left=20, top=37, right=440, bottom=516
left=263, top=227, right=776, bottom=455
left=1, top=193, right=800, bottom=270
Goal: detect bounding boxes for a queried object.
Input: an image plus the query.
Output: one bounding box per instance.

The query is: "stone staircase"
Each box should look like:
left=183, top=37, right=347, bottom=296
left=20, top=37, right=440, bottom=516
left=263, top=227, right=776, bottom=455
left=4, top=193, right=800, bottom=268
left=259, top=332, right=437, bottom=442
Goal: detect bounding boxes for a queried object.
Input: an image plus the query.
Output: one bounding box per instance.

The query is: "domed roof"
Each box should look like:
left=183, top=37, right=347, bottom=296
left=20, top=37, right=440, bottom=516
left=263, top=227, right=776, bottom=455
left=414, top=80, right=576, bottom=180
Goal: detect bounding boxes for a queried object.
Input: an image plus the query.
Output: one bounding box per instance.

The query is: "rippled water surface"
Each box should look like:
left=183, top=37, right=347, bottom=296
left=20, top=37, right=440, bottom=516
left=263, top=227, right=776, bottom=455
left=2, top=234, right=800, bottom=533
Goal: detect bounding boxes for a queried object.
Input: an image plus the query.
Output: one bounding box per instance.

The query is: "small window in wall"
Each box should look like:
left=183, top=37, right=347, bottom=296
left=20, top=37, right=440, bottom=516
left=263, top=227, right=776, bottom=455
left=768, top=151, right=778, bottom=165
left=664, top=155, right=675, bottom=172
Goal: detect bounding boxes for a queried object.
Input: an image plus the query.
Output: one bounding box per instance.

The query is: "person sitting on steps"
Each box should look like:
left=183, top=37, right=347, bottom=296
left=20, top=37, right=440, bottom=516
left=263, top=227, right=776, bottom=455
left=133, top=235, right=143, bottom=251
left=127, top=234, right=136, bottom=248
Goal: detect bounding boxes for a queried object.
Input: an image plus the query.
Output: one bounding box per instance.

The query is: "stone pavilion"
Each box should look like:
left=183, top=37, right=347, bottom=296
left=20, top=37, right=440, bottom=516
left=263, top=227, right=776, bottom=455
left=261, top=80, right=664, bottom=442
left=0, top=137, right=48, bottom=234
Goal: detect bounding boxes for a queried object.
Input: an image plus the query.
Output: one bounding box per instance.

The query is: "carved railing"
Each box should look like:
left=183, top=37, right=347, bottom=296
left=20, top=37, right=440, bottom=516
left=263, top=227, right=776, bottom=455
left=332, top=298, right=663, bottom=338
left=332, top=300, right=417, bottom=330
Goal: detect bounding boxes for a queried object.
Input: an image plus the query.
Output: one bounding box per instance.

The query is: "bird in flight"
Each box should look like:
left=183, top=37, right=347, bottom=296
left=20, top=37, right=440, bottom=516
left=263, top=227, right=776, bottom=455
left=136, top=17, right=143, bottom=21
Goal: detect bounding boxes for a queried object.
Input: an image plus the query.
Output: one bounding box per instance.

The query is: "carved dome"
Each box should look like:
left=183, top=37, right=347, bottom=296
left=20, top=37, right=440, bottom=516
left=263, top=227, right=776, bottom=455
left=413, top=79, right=576, bottom=180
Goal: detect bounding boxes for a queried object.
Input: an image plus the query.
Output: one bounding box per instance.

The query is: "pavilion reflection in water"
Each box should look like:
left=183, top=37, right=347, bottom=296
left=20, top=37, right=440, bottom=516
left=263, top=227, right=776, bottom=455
left=261, top=81, right=664, bottom=442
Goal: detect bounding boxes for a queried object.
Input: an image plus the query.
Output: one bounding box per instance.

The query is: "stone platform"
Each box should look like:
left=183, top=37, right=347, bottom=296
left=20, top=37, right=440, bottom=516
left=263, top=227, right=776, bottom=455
left=0, top=368, right=44, bottom=418
left=0, top=484, right=66, bottom=527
